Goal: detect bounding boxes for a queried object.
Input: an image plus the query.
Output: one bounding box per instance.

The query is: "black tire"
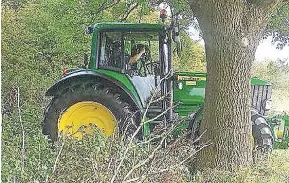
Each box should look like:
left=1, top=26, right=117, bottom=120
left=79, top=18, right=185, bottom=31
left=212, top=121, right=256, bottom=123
left=251, top=108, right=274, bottom=153
left=189, top=108, right=274, bottom=153
left=188, top=107, right=203, bottom=142
left=42, top=80, right=139, bottom=142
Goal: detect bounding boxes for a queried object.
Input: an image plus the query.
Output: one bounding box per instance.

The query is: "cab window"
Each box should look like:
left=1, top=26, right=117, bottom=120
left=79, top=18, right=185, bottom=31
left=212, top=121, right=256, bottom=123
left=98, top=31, right=160, bottom=76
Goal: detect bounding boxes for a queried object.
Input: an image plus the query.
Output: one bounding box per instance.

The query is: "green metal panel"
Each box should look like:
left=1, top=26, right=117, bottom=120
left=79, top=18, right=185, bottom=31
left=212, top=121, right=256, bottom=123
left=268, top=114, right=289, bottom=148
left=173, top=72, right=206, bottom=116
left=283, top=114, right=289, bottom=126
left=173, top=72, right=271, bottom=116
left=94, top=69, right=142, bottom=108
left=173, top=72, right=206, bottom=104
left=89, top=33, right=98, bottom=68
left=174, top=105, right=201, bottom=117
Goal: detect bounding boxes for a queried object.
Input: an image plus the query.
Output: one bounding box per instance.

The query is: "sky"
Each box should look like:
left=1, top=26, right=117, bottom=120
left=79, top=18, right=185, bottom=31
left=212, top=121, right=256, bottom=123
left=188, top=27, right=289, bottom=62
left=255, top=37, right=289, bottom=62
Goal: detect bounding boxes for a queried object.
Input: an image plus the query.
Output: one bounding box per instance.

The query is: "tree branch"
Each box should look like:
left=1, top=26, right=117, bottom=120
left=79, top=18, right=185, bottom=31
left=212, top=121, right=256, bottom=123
left=45, top=141, right=65, bottom=183
left=17, top=87, right=25, bottom=172
left=187, top=0, right=201, bottom=18
left=95, top=0, right=120, bottom=16
left=119, top=3, right=139, bottom=22
left=243, top=0, right=285, bottom=44
left=247, top=0, right=288, bottom=7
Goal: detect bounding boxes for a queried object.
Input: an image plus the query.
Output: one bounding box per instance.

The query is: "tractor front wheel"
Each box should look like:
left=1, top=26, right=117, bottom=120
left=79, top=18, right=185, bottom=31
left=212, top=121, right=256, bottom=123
left=42, top=81, right=138, bottom=142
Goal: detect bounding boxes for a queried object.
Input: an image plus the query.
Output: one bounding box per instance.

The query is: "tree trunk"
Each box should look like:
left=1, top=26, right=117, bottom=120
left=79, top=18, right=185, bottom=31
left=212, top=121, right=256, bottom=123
left=188, top=0, right=280, bottom=170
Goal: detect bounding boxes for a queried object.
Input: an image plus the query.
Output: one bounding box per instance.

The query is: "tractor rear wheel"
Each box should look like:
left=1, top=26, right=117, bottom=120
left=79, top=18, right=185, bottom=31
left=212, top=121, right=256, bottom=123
left=190, top=108, right=273, bottom=153
left=42, top=81, right=138, bottom=142
left=251, top=109, right=274, bottom=153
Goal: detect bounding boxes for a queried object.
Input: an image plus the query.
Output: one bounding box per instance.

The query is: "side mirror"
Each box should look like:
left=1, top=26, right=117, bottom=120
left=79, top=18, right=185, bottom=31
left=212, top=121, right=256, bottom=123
left=176, top=41, right=182, bottom=57
left=172, top=14, right=182, bottom=57
left=173, top=27, right=182, bottom=57
left=83, top=53, right=89, bottom=68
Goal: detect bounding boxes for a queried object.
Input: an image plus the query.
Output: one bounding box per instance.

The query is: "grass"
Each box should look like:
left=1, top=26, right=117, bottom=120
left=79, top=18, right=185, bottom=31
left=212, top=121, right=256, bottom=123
left=271, top=89, right=289, bottom=114
left=1, top=101, right=200, bottom=182
left=193, top=149, right=289, bottom=183
left=2, top=107, right=289, bottom=183
left=1, top=88, right=289, bottom=182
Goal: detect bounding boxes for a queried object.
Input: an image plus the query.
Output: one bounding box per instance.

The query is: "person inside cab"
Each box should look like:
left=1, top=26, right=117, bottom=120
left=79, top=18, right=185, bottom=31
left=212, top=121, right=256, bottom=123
left=128, top=44, right=151, bottom=75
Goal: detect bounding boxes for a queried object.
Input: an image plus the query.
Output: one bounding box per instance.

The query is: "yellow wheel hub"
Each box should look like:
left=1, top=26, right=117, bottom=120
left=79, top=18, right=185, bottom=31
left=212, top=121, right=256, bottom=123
left=58, top=101, right=117, bottom=139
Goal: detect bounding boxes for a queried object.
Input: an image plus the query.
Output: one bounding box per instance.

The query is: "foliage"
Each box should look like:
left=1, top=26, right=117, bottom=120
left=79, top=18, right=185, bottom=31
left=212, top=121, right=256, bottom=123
left=193, top=149, right=289, bottom=183
left=43, top=132, right=197, bottom=182
left=274, top=137, right=289, bottom=149
left=1, top=0, right=204, bottom=181
left=252, top=59, right=289, bottom=90
left=166, top=1, right=289, bottom=48
left=266, top=3, right=289, bottom=49
left=173, top=33, right=205, bottom=72
left=2, top=0, right=288, bottom=181
left=252, top=60, right=289, bottom=113
left=2, top=106, right=197, bottom=182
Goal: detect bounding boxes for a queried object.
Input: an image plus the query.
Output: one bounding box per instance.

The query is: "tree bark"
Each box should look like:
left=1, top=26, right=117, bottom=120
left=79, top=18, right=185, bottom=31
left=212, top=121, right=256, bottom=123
left=188, top=0, right=281, bottom=170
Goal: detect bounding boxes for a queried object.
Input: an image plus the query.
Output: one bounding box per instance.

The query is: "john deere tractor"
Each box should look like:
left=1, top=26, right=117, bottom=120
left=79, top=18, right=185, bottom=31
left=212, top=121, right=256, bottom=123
left=43, top=14, right=274, bottom=152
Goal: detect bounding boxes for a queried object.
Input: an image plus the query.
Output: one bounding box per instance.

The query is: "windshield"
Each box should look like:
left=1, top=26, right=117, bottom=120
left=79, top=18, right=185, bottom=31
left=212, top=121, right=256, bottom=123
left=98, top=31, right=160, bottom=76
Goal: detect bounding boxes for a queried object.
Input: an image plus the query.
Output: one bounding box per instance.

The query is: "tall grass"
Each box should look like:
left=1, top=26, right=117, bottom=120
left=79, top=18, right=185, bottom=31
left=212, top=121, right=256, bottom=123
left=192, top=149, right=289, bottom=183
left=2, top=94, right=203, bottom=182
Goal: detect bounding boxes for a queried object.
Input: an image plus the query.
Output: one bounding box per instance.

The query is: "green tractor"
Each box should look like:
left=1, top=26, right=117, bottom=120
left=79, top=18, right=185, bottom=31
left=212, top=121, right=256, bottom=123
left=42, top=15, right=274, bottom=152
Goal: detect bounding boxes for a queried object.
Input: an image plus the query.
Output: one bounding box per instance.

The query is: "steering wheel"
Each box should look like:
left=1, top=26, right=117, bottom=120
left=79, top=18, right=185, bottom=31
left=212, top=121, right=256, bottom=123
left=128, top=44, right=152, bottom=76
left=145, top=61, right=160, bottom=75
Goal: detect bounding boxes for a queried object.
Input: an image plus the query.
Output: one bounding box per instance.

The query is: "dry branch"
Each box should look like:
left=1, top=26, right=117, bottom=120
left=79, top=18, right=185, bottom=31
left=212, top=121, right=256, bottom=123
left=17, top=87, right=25, bottom=172
left=95, top=0, right=120, bottom=16
left=45, top=141, right=65, bottom=183
left=123, top=131, right=212, bottom=183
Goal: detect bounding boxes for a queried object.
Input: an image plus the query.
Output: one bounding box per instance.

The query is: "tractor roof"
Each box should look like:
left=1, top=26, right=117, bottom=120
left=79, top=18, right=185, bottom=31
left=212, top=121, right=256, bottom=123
left=93, top=22, right=166, bottom=32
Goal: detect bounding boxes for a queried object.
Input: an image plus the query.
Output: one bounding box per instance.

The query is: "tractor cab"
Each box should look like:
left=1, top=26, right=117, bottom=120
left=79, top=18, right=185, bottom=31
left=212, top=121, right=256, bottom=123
left=94, top=27, right=164, bottom=107
left=86, top=22, right=176, bottom=120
